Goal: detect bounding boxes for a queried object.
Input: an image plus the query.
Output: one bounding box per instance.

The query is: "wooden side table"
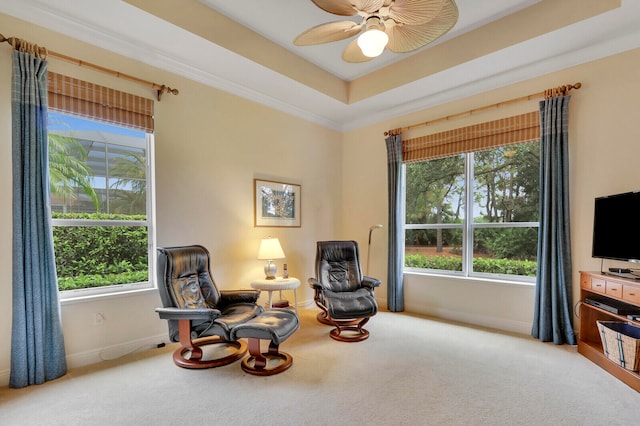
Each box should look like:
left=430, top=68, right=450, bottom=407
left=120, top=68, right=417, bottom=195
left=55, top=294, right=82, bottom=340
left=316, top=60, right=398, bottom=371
left=250, top=277, right=300, bottom=314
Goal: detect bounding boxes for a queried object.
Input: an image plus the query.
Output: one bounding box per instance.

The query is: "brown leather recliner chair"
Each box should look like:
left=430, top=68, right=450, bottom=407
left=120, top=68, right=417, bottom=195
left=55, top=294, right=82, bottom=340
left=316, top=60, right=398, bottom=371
left=156, top=245, right=299, bottom=375
left=156, top=245, right=263, bottom=369
left=309, top=240, right=381, bottom=342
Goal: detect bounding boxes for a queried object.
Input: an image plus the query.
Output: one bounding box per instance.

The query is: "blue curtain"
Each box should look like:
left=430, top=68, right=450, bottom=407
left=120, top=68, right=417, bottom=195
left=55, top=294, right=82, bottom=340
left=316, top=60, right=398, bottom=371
left=386, top=134, right=404, bottom=312
left=11, top=50, right=67, bottom=388
left=531, top=95, right=576, bottom=345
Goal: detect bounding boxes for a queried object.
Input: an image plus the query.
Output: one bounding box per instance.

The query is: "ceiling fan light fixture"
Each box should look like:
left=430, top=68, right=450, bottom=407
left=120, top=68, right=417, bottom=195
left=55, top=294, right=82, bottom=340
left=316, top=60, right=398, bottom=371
left=357, top=17, right=389, bottom=58
left=298, top=0, right=459, bottom=63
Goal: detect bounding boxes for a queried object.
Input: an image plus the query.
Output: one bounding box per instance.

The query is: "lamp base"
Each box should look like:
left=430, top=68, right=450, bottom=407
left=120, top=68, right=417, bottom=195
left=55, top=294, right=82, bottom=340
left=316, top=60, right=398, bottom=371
left=264, top=260, right=277, bottom=280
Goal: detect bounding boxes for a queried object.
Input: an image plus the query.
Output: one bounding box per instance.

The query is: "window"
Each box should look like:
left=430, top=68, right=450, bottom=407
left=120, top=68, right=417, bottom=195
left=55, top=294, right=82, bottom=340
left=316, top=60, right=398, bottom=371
left=403, top=113, right=540, bottom=281
left=46, top=73, right=155, bottom=297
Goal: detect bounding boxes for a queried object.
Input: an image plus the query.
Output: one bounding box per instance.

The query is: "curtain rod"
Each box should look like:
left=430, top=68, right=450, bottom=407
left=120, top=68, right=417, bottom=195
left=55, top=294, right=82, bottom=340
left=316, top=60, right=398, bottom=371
left=385, top=82, right=582, bottom=136
left=1, top=33, right=179, bottom=101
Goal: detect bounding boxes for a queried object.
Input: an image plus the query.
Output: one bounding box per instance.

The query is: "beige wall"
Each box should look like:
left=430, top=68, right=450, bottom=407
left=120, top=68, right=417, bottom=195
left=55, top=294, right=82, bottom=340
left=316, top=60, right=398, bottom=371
left=2, top=10, right=640, bottom=386
left=0, top=15, right=14, bottom=387
left=0, top=13, right=342, bottom=385
left=345, top=48, right=640, bottom=334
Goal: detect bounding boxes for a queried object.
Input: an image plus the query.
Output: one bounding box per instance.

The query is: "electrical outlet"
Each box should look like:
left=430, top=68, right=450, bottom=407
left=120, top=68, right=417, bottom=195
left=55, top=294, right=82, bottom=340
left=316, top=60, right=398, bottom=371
left=94, top=312, right=105, bottom=325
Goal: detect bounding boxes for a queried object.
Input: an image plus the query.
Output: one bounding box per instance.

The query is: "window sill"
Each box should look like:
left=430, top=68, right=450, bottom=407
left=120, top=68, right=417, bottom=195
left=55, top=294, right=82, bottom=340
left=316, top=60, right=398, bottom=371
left=59, top=284, right=157, bottom=305
left=403, top=269, right=536, bottom=288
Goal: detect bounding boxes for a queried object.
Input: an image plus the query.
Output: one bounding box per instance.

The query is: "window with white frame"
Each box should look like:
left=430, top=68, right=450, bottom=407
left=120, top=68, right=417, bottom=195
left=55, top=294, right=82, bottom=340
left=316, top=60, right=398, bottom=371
left=46, top=73, right=155, bottom=297
left=403, top=112, right=540, bottom=281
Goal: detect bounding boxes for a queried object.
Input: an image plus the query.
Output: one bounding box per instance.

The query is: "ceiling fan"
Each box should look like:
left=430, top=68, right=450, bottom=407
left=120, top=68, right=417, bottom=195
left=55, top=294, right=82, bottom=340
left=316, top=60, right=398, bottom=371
left=294, top=0, right=459, bottom=63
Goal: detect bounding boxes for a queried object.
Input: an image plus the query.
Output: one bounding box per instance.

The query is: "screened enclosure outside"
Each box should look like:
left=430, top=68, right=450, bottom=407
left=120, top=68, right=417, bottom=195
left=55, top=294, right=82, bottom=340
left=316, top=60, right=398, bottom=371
left=404, top=142, right=539, bottom=279
left=48, top=112, right=152, bottom=292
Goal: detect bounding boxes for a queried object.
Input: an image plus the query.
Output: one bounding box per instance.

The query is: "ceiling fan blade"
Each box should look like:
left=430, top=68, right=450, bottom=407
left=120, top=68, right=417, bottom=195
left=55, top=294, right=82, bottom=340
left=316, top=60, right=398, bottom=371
left=311, top=0, right=358, bottom=16
left=342, top=39, right=374, bottom=63
left=352, top=0, right=387, bottom=14
left=389, top=0, right=446, bottom=26
left=386, top=0, right=458, bottom=52
left=294, top=21, right=362, bottom=46
left=311, top=0, right=389, bottom=16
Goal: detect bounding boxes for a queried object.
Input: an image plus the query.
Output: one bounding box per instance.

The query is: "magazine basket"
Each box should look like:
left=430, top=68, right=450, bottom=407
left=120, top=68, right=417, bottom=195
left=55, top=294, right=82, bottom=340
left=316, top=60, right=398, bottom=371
left=596, top=321, right=640, bottom=372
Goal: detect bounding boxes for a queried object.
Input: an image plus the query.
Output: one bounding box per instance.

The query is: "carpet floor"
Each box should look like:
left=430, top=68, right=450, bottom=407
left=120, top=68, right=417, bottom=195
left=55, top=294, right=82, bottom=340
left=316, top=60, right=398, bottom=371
left=1, top=308, right=639, bottom=425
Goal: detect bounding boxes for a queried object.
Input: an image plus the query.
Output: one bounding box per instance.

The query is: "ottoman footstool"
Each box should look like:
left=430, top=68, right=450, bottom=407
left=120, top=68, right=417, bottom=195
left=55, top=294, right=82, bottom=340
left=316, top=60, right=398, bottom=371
left=231, top=309, right=299, bottom=376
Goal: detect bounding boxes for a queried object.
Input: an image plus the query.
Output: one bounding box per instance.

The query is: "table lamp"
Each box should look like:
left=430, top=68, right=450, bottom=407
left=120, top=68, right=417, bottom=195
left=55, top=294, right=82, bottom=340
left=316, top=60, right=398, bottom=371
left=258, top=237, right=285, bottom=279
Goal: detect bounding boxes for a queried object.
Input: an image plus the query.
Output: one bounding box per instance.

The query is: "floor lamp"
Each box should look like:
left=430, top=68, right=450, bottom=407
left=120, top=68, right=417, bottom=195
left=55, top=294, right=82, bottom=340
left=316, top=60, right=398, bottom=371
left=367, top=224, right=383, bottom=275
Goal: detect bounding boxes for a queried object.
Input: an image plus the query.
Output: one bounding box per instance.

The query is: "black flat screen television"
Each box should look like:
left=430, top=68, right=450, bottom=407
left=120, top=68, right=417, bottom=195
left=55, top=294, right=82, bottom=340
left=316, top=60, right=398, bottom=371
left=592, top=191, right=640, bottom=263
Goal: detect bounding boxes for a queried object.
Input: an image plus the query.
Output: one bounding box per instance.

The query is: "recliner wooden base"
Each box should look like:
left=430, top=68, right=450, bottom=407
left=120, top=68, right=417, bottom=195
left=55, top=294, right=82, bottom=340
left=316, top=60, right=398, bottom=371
left=329, top=317, right=371, bottom=342
left=240, top=338, right=294, bottom=376
left=330, top=326, right=370, bottom=342
left=173, top=334, right=247, bottom=369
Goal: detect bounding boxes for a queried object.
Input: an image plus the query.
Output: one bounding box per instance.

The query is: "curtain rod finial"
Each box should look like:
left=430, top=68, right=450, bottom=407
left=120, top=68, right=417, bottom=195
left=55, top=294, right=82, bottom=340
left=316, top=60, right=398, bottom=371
left=156, top=85, right=179, bottom=101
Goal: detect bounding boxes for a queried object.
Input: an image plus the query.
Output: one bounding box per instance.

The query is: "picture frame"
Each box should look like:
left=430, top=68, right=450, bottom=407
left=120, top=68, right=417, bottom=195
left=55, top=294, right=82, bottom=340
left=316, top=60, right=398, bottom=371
left=254, top=179, right=301, bottom=227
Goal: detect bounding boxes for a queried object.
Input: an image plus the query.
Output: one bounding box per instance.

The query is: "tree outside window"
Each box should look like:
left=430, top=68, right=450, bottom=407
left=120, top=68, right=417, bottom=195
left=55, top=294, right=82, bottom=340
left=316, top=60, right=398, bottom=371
left=404, top=142, right=539, bottom=279
left=48, top=112, right=153, bottom=293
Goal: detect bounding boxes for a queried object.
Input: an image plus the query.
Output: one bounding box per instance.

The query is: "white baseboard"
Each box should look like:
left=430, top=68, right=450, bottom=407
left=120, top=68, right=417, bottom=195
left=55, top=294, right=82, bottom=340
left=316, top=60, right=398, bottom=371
left=1, top=301, right=333, bottom=387
left=0, top=333, right=169, bottom=388
left=295, top=299, right=315, bottom=309
left=403, top=303, right=533, bottom=336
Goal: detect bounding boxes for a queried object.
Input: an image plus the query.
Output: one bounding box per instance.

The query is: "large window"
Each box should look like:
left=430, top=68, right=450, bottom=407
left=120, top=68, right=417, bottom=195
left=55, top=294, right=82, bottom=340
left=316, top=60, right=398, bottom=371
left=403, top=115, right=540, bottom=281
left=48, top=112, right=155, bottom=296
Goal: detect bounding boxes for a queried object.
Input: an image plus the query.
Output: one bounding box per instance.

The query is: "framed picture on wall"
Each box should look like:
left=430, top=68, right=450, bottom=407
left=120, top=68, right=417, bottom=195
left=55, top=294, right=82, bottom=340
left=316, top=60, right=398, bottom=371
left=254, top=179, right=301, bottom=227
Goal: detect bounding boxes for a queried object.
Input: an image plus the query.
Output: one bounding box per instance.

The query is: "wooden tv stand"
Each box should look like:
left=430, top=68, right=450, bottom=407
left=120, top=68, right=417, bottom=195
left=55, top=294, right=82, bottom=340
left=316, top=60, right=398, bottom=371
left=578, top=271, right=640, bottom=391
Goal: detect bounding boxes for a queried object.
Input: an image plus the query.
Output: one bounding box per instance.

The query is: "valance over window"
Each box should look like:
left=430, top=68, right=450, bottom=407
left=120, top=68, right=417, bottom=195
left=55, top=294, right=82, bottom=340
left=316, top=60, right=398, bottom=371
left=403, top=111, right=540, bottom=163
left=47, top=72, right=154, bottom=133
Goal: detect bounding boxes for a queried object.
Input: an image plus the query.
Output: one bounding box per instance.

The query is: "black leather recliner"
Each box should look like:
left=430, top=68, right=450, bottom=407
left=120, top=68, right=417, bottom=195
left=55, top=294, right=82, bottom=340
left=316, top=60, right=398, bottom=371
left=156, top=245, right=262, bottom=369
left=309, top=240, right=381, bottom=342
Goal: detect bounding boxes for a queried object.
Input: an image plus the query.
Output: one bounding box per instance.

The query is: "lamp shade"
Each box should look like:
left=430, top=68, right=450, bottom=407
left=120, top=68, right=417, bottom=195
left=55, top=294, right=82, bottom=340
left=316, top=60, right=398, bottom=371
left=257, top=237, right=285, bottom=260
